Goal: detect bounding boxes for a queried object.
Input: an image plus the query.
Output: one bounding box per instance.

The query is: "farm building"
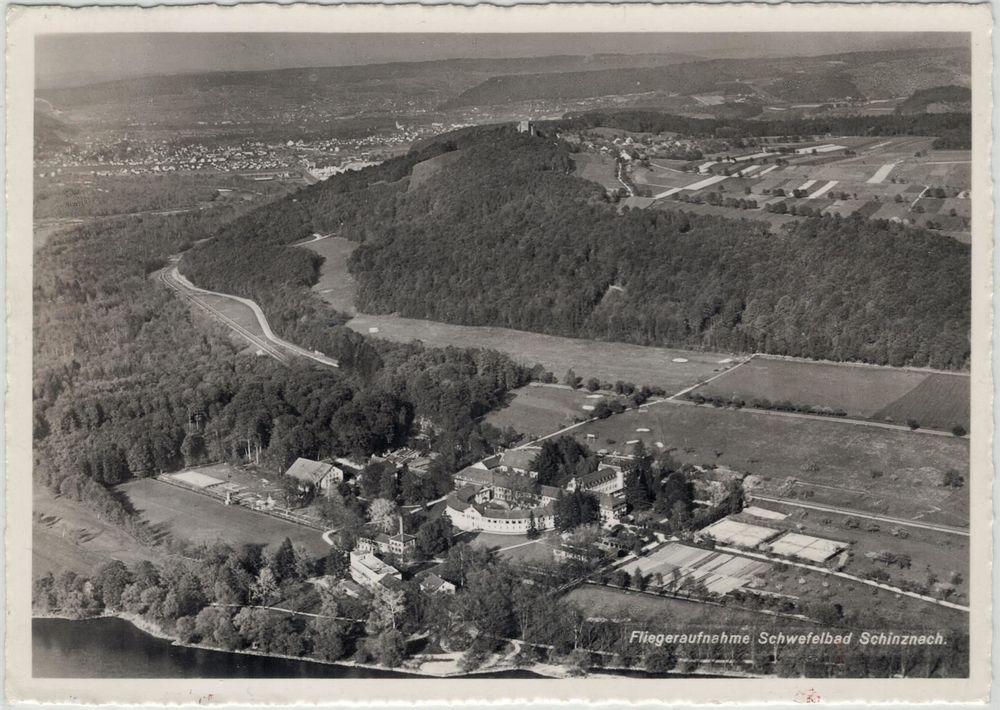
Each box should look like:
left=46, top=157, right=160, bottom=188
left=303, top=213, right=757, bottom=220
left=284, top=457, right=343, bottom=495
left=498, top=448, right=540, bottom=475
left=417, top=572, right=456, bottom=595
left=566, top=465, right=624, bottom=495
left=357, top=517, right=417, bottom=558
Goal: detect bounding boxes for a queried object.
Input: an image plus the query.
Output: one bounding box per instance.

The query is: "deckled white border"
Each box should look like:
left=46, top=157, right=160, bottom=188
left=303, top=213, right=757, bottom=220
left=4, top=3, right=994, bottom=705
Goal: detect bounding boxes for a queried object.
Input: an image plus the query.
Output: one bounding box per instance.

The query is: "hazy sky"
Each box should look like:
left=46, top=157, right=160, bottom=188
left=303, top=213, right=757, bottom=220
left=37, top=32, right=968, bottom=88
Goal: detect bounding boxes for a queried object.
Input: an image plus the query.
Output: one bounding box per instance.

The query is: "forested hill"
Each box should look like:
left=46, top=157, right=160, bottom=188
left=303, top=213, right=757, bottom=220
left=184, top=127, right=970, bottom=370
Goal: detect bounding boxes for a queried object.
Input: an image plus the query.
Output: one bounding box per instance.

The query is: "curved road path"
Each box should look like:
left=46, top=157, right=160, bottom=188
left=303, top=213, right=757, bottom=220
left=164, top=266, right=339, bottom=369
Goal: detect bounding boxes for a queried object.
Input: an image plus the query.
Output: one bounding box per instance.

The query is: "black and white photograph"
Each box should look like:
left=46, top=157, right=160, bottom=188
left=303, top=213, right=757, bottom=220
left=5, top=2, right=994, bottom=705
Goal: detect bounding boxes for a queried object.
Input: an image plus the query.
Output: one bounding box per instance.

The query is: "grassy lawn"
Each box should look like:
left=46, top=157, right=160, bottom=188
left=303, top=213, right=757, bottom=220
left=691, top=356, right=965, bottom=425
left=563, top=584, right=778, bottom=627
left=120, top=478, right=329, bottom=557
left=485, top=385, right=605, bottom=439
left=570, top=153, right=621, bottom=191
left=33, top=486, right=166, bottom=577
left=573, top=402, right=968, bottom=523
left=346, top=314, right=735, bottom=395
left=874, top=373, right=970, bottom=431
left=467, top=530, right=559, bottom=564
left=300, top=236, right=359, bottom=314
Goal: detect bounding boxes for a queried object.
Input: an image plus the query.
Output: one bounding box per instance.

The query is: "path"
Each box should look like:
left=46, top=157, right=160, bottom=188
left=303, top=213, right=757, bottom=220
left=321, top=529, right=338, bottom=546
left=164, top=266, right=340, bottom=368
left=748, top=494, right=968, bottom=537
left=714, top=545, right=968, bottom=613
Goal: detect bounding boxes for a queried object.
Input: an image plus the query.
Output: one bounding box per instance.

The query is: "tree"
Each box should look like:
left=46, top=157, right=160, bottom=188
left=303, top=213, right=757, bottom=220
left=563, top=369, right=580, bottom=389
left=249, top=567, right=279, bottom=605
left=369, top=498, right=398, bottom=534
left=271, top=537, right=297, bottom=582
left=526, top=510, right=540, bottom=539
left=645, top=646, right=678, bottom=673
left=585, top=378, right=601, bottom=392
left=632, top=568, right=647, bottom=591
left=943, top=469, right=965, bottom=488
left=416, top=516, right=454, bottom=558
left=369, top=629, right=407, bottom=668
left=554, top=490, right=600, bottom=530
left=94, top=560, right=132, bottom=611
left=310, top=617, right=346, bottom=661
left=951, top=424, right=967, bottom=437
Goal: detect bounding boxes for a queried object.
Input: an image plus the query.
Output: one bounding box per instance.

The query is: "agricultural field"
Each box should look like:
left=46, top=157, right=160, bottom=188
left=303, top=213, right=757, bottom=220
left=750, top=557, right=967, bottom=629
left=32, top=486, right=166, bottom=577
left=691, top=356, right=969, bottom=431
left=874, top=373, right=971, bottom=431
left=563, top=583, right=779, bottom=627
left=572, top=401, right=969, bottom=523
left=607, top=133, right=972, bottom=241
left=300, top=236, right=359, bottom=314
left=119, top=478, right=329, bottom=558
left=569, top=153, right=622, bottom=192
left=485, top=384, right=609, bottom=439
left=742, top=502, right=969, bottom=603
left=347, top=313, right=738, bottom=394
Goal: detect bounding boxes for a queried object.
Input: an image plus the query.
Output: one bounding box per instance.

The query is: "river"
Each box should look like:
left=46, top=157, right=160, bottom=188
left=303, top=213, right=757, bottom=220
left=32, top=617, right=541, bottom=679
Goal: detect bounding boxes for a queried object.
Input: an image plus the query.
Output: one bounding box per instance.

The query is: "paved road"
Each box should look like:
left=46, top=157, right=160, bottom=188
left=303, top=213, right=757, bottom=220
left=749, top=494, right=969, bottom=537
left=158, top=268, right=290, bottom=364
left=164, top=267, right=339, bottom=368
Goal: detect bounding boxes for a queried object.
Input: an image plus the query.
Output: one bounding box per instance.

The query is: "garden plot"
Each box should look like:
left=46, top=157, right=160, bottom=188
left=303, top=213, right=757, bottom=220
left=766, top=532, right=847, bottom=562
left=702, top=518, right=781, bottom=547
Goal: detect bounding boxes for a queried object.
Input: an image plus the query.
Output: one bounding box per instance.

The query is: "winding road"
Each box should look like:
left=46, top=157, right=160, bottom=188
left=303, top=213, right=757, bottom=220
left=160, top=265, right=339, bottom=368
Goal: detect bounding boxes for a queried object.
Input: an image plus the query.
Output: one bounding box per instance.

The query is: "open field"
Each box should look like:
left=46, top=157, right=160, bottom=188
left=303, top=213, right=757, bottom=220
left=120, top=478, right=329, bottom=557
left=348, top=314, right=737, bottom=394
left=563, top=583, right=779, bottom=627
left=300, top=236, right=359, bottom=314
left=570, top=153, right=621, bottom=192
left=32, top=487, right=165, bottom=577
left=615, top=134, right=971, bottom=241
left=874, top=373, right=971, bottom=431
left=466, top=530, right=559, bottom=564
left=691, top=356, right=969, bottom=430
left=485, top=384, right=608, bottom=439
left=572, top=402, right=968, bottom=523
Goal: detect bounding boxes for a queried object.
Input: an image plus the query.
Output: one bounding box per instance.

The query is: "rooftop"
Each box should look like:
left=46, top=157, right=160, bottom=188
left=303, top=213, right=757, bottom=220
left=285, top=457, right=338, bottom=484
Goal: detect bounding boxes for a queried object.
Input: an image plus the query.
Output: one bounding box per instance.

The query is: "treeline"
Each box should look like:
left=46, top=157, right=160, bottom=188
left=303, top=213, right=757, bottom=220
left=338, top=133, right=968, bottom=369
left=552, top=110, right=971, bottom=146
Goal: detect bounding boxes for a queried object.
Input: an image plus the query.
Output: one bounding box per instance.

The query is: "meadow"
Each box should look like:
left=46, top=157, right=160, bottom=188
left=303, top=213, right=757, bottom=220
left=347, top=313, right=735, bottom=394
left=485, top=384, right=606, bottom=439
left=691, top=356, right=969, bottom=431
left=300, top=236, right=359, bottom=314
left=563, top=583, right=778, bottom=626
left=120, top=478, right=330, bottom=557
left=572, top=401, right=969, bottom=523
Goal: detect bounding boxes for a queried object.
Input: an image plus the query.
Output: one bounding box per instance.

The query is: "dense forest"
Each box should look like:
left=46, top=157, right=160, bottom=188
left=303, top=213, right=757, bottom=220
left=33, top=172, right=530, bottom=541
left=345, top=133, right=969, bottom=369
left=177, top=124, right=970, bottom=369
left=551, top=110, right=972, bottom=148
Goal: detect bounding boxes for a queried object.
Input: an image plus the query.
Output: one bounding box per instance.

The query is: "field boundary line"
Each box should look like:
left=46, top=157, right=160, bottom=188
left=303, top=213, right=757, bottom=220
left=660, top=397, right=956, bottom=437
left=714, top=545, right=969, bottom=613
left=748, top=493, right=968, bottom=536
left=667, top=354, right=756, bottom=401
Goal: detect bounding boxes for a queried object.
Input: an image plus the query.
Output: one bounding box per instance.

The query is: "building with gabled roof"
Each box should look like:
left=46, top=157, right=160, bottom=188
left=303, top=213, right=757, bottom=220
left=284, top=457, right=343, bottom=496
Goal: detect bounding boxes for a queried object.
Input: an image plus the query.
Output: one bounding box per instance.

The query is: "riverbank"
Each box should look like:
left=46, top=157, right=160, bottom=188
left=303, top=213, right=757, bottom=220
left=32, top=612, right=551, bottom=678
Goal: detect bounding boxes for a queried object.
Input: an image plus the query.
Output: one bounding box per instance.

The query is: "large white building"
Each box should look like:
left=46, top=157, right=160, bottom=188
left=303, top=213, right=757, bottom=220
left=349, top=551, right=402, bottom=591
